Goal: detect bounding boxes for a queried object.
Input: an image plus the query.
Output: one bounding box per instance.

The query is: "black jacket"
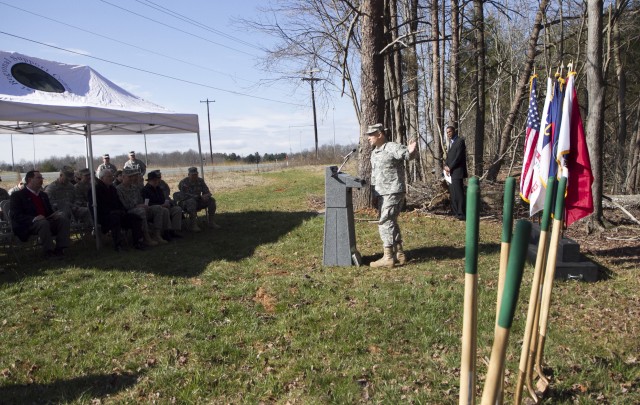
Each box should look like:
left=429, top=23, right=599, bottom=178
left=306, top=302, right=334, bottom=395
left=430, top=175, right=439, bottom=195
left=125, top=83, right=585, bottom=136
left=445, top=137, right=468, bottom=179
left=9, top=187, right=55, bottom=241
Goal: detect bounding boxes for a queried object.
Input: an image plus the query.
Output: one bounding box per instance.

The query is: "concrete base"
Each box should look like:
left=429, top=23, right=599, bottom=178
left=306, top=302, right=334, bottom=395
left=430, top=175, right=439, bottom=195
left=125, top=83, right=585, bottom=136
left=527, top=223, right=599, bottom=282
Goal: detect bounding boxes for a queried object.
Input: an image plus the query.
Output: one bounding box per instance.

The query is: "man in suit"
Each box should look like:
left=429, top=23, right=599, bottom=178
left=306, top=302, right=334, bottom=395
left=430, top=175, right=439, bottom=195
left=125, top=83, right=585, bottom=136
left=444, top=125, right=468, bottom=220
left=9, top=170, right=71, bottom=257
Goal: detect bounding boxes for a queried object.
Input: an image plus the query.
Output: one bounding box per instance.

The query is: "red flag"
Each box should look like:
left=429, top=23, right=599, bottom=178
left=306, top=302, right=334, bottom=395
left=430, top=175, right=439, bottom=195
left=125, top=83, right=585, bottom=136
left=563, top=72, right=593, bottom=226
left=520, top=75, right=540, bottom=202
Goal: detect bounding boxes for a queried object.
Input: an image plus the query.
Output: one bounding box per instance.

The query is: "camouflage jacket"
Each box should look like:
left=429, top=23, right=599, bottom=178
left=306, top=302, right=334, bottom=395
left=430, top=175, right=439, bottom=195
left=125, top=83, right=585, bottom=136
left=177, top=177, right=211, bottom=201
left=96, top=162, right=117, bottom=175
left=74, top=181, right=91, bottom=207
left=123, top=158, right=147, bottom=176
left=45, top=179, right=75, bottom=210
left=0, top=187, right=9, bottom=202
left=370, top=141, right=413, bottom=196
left=116, top=183, right=143, bottom=210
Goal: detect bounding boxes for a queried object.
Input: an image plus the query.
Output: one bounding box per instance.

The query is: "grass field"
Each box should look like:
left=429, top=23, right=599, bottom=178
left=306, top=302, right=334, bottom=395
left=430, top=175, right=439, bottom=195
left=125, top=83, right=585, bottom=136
left=1, top=166, right=638, bottom=404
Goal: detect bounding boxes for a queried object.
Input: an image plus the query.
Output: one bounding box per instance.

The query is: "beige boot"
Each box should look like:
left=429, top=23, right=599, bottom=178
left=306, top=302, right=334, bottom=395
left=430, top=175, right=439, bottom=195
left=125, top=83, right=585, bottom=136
left=143, top=229, right=159, bottom=246
left=153, top=230, right=168, bottom=244
left=370, top=247, right=395, bottom=268
left=395, top=243, right=406, bottom=266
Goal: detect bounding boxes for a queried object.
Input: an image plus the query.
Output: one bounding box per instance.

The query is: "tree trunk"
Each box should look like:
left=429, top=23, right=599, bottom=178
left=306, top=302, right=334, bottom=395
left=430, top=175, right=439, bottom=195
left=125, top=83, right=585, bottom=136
left=448, top=0, right=460, bottom=128
left=613, top=0, right=627, bottom=194
left=485, top=0, right=550, bottom=181
left=586, top=0, right=605, bottom=225
left=472, top=0, right=486, bottom=176
left=431, top=0, right=444, bottom=177
left=356, top=0, right=386, bottom=209
left=626, top=100, right=640, bottom=193
left=405, top=0, right=423, bottom=182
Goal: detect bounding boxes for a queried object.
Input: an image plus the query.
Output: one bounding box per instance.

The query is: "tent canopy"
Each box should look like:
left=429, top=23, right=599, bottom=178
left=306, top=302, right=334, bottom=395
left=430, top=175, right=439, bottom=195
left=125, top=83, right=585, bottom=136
left=0, top=51, right=202, bottom=250
left=0, top=51, right=199, bottom=135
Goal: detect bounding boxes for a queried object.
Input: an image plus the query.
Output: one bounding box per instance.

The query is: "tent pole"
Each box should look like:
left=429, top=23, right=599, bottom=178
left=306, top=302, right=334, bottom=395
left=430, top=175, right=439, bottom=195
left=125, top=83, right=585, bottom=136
left=144, top=133, right=149, bottom=167
left=85, top=124, right=100, bottom=251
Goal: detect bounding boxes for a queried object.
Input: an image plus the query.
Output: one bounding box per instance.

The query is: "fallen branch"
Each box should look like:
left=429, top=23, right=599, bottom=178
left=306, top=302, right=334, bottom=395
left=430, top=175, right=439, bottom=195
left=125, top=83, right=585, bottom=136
left=603, top=195, right=640, bottom=225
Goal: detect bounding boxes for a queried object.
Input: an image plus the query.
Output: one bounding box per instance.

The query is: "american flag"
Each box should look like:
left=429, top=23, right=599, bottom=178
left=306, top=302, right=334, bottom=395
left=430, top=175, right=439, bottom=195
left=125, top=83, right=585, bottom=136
left=520, top=76, right=540, bottom=202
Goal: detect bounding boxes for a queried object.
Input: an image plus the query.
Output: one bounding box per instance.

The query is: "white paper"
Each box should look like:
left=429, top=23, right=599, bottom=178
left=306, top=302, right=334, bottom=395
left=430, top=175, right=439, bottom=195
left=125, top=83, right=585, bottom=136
left=443, top=170, right=451, bottom=184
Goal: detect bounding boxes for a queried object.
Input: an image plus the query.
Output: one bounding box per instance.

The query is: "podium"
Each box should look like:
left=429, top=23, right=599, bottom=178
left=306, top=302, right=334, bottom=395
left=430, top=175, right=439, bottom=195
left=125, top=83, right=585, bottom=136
left=323, top=166, right=366, bottom=266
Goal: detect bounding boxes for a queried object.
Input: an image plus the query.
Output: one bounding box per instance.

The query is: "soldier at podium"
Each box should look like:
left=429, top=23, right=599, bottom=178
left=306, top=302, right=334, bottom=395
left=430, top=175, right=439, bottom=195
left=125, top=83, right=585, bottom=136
left=366, top=123, right=418, bottom=268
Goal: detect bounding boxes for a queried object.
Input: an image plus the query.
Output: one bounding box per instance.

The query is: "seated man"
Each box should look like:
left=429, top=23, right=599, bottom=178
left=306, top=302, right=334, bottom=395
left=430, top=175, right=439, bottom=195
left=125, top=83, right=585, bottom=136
left=142, top=171, right=182, bottom=240
left=9, top=170, right=70, bottom=257
left=176, top=166, right=219, bottom=232
left=0, top=176, right=9, bottom=202
left=116, top=168, right=164, bottom=246
left=89, top=168, right=144, bottom=251
left=72, top=168, right=94, bottom=227
left=113, top=170, right=123, bottom=187
left=46, top=166, right=92, bottom=228
left=153, top=170, right=171, bottom=201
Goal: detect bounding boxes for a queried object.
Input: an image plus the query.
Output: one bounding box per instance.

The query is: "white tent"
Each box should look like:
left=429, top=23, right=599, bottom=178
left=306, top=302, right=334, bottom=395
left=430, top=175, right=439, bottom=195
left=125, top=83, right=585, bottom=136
left=0, top=50, right=202, bottom=249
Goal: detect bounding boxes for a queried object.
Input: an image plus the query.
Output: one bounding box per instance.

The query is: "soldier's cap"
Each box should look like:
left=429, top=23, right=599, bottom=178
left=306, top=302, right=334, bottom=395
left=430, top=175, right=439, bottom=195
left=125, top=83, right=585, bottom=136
left=60, top=166, right=75, bottom=178
left=366, top=123, right=385, bottom=135
left=79, top=168, right=91, bottom=176
left=146, top=171, right=160, bottom=181
left=128, top=151, right=136, bottom=156
left=188, top=167, right=198, bottom=174
left=123, top=167, right=139, bottom=176
left=103, top=153, right=110, bottom=159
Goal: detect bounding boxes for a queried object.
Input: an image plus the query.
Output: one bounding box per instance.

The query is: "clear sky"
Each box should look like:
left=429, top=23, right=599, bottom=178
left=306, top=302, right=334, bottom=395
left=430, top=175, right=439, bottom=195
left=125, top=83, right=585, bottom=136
left=0, top=0, right=360, bottom=166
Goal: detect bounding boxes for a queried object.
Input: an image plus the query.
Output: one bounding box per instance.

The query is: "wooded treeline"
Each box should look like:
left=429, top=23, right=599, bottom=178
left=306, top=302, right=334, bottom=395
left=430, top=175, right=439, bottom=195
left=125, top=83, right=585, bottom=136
left=248, top=0, right=640, bottom=224
left=0, top=145, right=358, bottom=174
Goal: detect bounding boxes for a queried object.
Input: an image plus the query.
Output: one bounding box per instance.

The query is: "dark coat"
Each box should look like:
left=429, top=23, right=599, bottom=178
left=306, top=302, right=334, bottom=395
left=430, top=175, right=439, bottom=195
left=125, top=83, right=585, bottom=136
left=142, top=183, right=166, bottom=206
left=9, top=187, right=55, bottom=241
left=445, top=136, right=468, bottom=179
left=88, top=179, right=126, bottom=232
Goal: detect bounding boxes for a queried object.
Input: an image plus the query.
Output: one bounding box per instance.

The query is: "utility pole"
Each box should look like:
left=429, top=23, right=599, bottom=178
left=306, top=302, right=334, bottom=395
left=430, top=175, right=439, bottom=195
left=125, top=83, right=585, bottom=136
left=302, top=69, right=321, bottom=159
left=200, top=98, right=215, bottom=164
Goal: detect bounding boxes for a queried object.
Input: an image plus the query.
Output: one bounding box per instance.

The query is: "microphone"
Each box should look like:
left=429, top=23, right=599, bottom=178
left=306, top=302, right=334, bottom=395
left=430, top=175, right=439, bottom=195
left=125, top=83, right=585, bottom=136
left=337, top=148, right=357, bottom=173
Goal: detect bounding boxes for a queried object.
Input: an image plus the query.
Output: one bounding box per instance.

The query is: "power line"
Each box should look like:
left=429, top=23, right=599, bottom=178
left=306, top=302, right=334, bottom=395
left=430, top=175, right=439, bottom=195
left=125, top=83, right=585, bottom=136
left=135, top=0, right=263, bottom=51
left=0, top=31, right=305, bottom=107
left=99, top=0, right=256, bottom=57
left=0, top=1, right=259, bottom=86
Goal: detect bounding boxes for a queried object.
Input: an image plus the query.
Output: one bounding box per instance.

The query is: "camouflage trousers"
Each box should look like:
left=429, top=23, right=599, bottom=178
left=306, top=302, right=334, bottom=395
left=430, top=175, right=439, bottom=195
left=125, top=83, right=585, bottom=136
left=180, top=196, right=216, bottom=219
left=376, top=192, right=405, bottom=248
left=128, top=205, right=167, bottom=232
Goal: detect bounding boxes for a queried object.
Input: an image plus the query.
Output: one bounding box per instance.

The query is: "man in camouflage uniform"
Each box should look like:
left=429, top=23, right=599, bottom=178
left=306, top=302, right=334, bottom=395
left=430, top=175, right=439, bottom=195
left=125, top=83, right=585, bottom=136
left=45, top=166, right=92, bottom=227
left=176, top=166, right=219, bottom=232
left=116, top=168, right=163, bottom=246
left=367, top=123, right=418, bottom=268
left=7, top=177, right=25, bottom=196
left=96, top=154, right=117, bottom=175
left=73, top=168, right=94, bottom=227
left=123, top=151, right=146, bottom=186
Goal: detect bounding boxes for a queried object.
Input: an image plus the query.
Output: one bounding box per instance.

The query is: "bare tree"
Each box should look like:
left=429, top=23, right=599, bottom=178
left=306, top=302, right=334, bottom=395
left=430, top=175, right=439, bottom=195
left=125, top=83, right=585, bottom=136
left=586, top=0, right=606, bottom=227
left=472, top=0, right=486, bottom=176
left=355, top=0, right=386, bottom=209
left=485, top=0, right=551, bottom=181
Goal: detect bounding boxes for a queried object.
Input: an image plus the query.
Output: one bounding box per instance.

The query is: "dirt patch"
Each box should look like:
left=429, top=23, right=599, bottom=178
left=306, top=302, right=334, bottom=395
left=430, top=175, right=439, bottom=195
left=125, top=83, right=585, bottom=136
left=253, top=287, right=277, bottom=313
